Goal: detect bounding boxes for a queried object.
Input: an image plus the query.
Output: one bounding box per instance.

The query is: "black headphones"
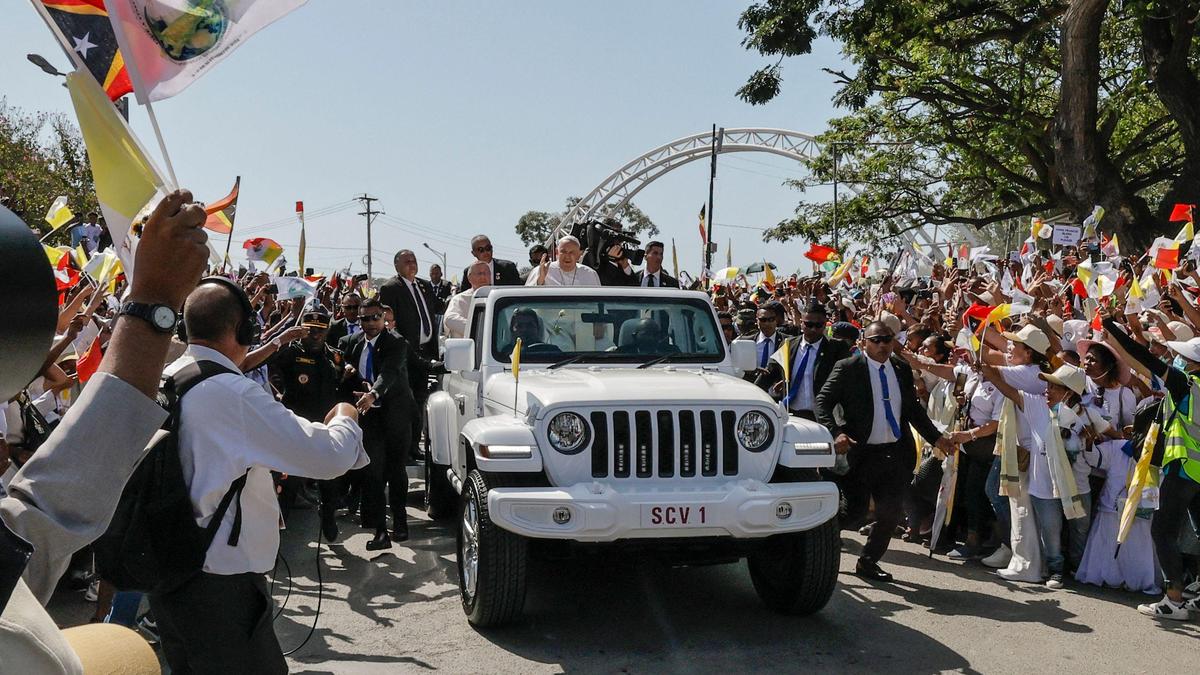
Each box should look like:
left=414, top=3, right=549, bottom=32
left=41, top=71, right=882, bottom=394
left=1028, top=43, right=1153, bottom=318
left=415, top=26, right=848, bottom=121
left=188, top=276, right=260, bottom=346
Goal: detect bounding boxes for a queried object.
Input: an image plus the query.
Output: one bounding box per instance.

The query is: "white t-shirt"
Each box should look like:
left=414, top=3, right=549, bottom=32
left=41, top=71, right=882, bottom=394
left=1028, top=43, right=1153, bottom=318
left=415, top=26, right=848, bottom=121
left=1002, top=364, right=1046, bottom=451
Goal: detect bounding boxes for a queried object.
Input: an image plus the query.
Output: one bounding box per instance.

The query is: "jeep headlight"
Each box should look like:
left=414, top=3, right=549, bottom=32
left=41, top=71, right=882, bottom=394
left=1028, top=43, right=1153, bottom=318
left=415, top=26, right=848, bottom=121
left=548, top=412, right=589, bottom=454
left=737, top=411, right=774, bottom=451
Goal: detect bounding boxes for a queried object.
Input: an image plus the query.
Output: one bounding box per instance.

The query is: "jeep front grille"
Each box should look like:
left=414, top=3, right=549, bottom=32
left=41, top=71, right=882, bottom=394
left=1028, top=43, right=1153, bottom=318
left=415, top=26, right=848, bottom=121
left=587, top=409, right=741, bottom=479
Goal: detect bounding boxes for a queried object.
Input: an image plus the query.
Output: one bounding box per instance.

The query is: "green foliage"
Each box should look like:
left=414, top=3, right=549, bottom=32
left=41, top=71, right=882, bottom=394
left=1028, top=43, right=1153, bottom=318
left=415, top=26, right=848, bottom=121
left=515, top=197, right=659, bottom=246
left=0, top=99, right=96, bottom=237
left=737, top=0, right=1197, bottom=249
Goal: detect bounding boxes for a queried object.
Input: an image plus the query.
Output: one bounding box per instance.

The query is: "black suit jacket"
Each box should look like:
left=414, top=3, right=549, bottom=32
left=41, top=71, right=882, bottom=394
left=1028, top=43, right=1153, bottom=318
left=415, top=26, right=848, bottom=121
left=815, top=353, right=942, bottom=470
left=337, top=330, right=414, bottom=410
left=755, top=336, right=850, bottom=402
left=633, top=269, right=680, bottom=288
left=461, top=258, right=521, bottom=289
left=325, top=317, right=358, bottom=347
left=428, top=279, right=454, bottom=314
left=378, top=275, right=439, bottom=360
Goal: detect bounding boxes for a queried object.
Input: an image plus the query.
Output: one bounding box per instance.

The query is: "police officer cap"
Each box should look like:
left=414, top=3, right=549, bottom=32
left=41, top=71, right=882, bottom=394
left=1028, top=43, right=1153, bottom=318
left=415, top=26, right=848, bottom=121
left=301, top=307, right=331, bottom=328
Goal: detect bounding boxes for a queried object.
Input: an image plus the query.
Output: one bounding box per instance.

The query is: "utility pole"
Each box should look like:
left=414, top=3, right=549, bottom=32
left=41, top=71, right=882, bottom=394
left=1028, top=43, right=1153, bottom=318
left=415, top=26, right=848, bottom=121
left=356, top=194, right=380, bottom=285
left=704, top=124, right=723, bottom=283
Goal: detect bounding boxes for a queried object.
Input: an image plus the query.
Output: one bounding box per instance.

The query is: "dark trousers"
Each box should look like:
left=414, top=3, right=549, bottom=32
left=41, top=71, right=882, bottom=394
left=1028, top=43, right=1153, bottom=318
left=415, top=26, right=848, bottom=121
left=361, top=406, right=412, bottom=531
left=1152, top=463, right=1200, bottom=590
left=957, top=446, right=995, bottom=538
left=846, top=442, right=910, bottom=563
left=150, top=572, right=285, bottom=675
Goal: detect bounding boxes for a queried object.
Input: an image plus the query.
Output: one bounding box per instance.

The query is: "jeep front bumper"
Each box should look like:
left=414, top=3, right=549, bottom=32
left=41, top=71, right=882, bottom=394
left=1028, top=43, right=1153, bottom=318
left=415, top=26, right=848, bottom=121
left=486, top=480, right=838, bottom=542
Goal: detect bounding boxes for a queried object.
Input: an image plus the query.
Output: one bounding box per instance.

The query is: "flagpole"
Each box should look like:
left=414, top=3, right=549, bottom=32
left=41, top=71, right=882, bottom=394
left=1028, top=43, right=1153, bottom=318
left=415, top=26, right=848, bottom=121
left=142, top=100, right=179, bottom=189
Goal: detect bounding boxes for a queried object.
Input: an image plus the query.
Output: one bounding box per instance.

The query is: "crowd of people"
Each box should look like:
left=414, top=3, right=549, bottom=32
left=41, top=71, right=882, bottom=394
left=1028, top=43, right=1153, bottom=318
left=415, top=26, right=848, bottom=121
left=3, top=195, right=1200, bottom=673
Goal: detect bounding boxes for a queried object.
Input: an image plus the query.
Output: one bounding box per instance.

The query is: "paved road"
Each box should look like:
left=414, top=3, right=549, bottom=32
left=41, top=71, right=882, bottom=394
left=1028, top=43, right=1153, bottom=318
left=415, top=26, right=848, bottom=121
left=49, top=487, right=1200, bottom=673
left=262, top=490, right=1200, bottom=674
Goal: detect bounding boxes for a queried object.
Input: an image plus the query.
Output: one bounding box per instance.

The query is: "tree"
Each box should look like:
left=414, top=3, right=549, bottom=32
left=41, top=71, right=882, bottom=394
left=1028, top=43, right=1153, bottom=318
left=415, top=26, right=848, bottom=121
left=736, top=0, right=1196, bottom=249
left=0, top=99, right=97, bottom=237
left=514, top=197, right=659, bottom=245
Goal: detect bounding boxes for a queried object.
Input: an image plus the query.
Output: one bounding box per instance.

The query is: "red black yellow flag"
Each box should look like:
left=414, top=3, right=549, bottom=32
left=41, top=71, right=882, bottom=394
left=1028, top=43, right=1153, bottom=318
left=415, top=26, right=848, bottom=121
left=36, top=0, right=133, bottom=102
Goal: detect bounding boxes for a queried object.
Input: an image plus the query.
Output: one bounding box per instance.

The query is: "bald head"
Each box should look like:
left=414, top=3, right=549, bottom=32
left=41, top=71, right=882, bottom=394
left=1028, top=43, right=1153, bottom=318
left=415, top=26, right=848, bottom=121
left=184, top=283, right=244, bottom=343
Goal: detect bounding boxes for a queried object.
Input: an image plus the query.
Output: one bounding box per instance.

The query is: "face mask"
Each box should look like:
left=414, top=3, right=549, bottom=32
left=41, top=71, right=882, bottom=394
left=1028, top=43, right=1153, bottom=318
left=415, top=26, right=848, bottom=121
left=1172, top=356, right=1188, bottom=370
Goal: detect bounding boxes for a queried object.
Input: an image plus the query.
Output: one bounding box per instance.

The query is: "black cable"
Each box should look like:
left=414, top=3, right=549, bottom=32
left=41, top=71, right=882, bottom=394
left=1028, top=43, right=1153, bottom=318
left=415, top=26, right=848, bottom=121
left=274, top=495, right=326, bottom=657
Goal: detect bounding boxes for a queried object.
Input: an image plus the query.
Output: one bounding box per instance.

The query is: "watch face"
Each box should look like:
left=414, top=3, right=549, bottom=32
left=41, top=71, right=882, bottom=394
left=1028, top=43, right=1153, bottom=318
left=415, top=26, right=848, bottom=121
left=152, top=305, right=177, bottom=330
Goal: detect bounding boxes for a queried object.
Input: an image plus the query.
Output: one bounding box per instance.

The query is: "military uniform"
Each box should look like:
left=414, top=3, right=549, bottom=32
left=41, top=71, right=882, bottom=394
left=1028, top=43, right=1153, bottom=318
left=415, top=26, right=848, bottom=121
left=269, top=337, right=347, bottom=539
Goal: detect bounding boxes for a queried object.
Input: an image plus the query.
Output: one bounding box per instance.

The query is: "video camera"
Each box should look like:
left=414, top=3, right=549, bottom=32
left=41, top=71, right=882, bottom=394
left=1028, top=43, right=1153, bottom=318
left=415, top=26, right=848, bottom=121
left=569, top=217, right=645, bottom=268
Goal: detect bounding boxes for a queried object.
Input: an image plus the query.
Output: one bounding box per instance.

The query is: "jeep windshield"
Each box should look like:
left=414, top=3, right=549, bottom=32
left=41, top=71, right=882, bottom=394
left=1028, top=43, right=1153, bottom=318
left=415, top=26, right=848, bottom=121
left=491, top=295, right=725, bottom=365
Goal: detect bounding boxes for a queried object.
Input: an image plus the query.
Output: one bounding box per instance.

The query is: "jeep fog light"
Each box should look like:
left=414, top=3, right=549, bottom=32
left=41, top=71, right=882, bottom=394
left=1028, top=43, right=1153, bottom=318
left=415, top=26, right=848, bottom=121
left=548, top=412, right=589, bottom=454
left=776, top=502, right=793, bottom=520
left=736, top=411, right=774, bottom=451
left=552, top=507, right=572, bottom=524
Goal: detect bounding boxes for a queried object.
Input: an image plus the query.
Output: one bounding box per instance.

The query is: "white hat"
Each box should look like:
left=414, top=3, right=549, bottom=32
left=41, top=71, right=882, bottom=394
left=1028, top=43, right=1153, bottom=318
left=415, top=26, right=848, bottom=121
left=1061, top=319, right=1089, bottom=350
left=1165, top=337, right=1200, bottom=363
left=1045, top=314, right=1064, bottom=338
left=1001, top=324, right=1051, bottom=355
left=1039, top=364, right=1087, bottom=395
left=1149, top=321, right=1196, bottom=343
left=879, top=310, right=902, bottom=336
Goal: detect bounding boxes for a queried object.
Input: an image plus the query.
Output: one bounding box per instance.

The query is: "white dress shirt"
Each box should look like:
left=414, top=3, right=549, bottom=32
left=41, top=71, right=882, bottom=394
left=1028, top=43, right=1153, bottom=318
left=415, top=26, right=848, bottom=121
left=443, top=288, right=475, bottom=338
left=865, top=355, right=903, bottom=445
left=790, top=338, right=822, bottom=413
left=755, top=331, right=779, bottom=370
left=641, top=270, right=664, bottom=287
left=525, top=262, right=601, bottom=287
left=358, top=333, right=380, bottom=378
left=166, top=345, right=368, bottom=574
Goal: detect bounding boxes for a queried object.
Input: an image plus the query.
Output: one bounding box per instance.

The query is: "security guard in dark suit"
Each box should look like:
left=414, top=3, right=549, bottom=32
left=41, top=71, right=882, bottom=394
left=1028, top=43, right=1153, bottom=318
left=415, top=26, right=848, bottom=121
left=269, top=307, right=345, bottom=542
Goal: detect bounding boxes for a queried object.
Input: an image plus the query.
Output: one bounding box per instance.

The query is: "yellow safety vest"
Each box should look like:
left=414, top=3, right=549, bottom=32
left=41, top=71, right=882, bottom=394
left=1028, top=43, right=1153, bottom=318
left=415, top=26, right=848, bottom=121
left=1162, top=375, right=1200, bottom=484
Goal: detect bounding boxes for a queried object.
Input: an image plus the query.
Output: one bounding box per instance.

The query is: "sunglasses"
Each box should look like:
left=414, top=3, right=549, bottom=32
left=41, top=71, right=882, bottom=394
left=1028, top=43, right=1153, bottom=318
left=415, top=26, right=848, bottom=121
left=475, top=245, right=494, bottom=253
left=803, top=321, right=824, bottom=328
left=757, top=316, right=777, bottom=322
left=865, top=335, right=894, bottom=344
left=342, top=305, right=360, bottom=311
left=361, top=313, right=384, bottom=322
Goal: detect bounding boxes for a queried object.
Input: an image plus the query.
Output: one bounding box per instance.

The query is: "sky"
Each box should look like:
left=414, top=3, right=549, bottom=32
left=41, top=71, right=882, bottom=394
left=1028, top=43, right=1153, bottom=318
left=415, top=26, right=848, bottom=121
left=2, top=0, right=849, bottom=280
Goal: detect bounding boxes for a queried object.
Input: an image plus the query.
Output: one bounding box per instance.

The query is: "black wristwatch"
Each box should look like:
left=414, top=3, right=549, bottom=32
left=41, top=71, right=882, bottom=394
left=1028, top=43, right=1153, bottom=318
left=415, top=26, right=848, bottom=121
left=118, top=301, right=179, bottom=333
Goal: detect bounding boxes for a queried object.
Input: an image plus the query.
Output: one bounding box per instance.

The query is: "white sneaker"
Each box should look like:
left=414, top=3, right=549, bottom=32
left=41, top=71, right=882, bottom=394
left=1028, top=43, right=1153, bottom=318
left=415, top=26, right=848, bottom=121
left=1183, top=579, right=1200, bottom=600
left=83, top=579, right=99, bottom=603
left=1137, top=596, right=1190, bottom=621
left=982, top=544, right=1012, bottom=569
left=1046, top=573, right=1065, bottom=590
left=1184, top=597, right=1200, bottom=613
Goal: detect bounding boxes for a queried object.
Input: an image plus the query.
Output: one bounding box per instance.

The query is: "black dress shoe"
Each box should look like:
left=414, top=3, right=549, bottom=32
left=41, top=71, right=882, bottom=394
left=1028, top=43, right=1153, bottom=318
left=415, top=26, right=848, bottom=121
left=320, top=511, right=339, bottom=543
left=855, top=560, right=894, bottom=582
left=366, top=530, right=392, bottom=551
left=390, top=521, right=409, bottom=543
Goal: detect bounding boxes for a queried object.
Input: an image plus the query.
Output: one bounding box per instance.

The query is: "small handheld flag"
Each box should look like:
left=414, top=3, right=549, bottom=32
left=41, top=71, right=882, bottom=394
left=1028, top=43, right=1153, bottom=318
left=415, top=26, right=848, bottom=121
left=511, top=337, right=523, bottom=415
left=44, top=196, right=74, bottom=231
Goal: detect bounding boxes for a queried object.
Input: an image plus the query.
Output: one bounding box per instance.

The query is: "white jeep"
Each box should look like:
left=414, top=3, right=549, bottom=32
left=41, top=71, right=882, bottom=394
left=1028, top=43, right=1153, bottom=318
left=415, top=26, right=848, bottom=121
left=425, top=286, right=840, bottom=627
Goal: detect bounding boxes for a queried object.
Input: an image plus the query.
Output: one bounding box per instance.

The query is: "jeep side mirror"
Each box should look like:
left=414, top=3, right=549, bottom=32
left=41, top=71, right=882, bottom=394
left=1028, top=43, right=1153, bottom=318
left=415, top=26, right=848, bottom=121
left=730, top=339, right=758, bottom=373
left=444, top=338, right=475, bottom=373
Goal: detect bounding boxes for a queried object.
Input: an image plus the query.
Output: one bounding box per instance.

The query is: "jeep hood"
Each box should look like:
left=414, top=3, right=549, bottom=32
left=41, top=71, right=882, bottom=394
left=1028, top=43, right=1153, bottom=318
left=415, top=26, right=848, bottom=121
left=483, top=368, right=775, bottom=415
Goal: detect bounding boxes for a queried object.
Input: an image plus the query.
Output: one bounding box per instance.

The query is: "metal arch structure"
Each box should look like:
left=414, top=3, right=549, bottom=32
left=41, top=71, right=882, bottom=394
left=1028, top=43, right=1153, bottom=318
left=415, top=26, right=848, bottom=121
left=560, top=127, right=973, bottom=252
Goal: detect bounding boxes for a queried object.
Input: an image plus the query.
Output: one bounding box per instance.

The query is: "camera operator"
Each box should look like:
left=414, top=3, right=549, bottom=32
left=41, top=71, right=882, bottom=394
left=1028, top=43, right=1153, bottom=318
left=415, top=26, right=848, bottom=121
left=1, top=191, right=209, bottom=673
left=148, top=278, right=368, bottom=673
left=577, top=218, right=643, bottom=287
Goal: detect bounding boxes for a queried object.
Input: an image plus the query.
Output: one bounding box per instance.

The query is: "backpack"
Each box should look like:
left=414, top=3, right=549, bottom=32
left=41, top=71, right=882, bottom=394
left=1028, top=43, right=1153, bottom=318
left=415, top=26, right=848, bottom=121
left=94, top=361, right=247, bottom=593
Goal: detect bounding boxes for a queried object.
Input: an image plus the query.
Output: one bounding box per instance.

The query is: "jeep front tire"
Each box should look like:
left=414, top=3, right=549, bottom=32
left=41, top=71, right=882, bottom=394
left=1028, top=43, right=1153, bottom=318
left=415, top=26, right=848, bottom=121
left=746, top=517, right=838, bottom=615
left=457, top=469, right=528, bottom=627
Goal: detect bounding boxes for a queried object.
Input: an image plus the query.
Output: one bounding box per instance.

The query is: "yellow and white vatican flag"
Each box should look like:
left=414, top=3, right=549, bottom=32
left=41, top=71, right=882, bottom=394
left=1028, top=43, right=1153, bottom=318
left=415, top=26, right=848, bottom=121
left=108, top=0, right=309, bottom=103
left=66, top=70, right=168, bottom=280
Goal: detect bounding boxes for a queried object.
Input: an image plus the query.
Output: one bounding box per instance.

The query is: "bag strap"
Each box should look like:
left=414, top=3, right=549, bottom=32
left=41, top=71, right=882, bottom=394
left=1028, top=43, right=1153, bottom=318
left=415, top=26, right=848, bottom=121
left=204, top=470, right=250, bottom=547
left=164, top=359, right=249, bottom=549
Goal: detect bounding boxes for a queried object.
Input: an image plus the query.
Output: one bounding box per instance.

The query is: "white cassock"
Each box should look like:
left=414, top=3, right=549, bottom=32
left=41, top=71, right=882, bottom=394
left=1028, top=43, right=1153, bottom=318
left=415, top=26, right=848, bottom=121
left=442, top=289, right=475, bottom=338
left=525, top=262, right=601, bottom=287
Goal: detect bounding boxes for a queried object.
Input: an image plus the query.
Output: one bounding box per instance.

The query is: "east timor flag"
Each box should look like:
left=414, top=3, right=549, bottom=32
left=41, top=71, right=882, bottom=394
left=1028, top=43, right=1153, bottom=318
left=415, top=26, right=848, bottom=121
left=37, top=0, right=133, bottom=101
